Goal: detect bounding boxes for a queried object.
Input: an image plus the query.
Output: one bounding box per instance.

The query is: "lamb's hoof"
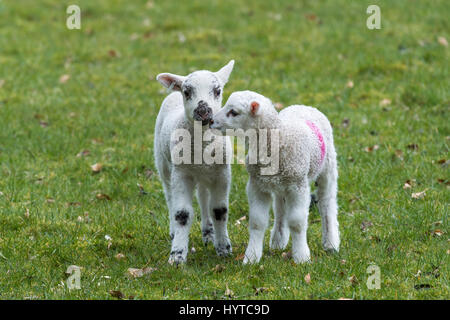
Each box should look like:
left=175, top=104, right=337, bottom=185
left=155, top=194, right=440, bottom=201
left=215, top=238, right=232, bottom=257
left=202, top=227, right=215, bottom=246
left=270, top=231, right=289, bottom=250
left=168, top=249, right=187, bottom=266
left=243, top=253, right=261, bottom=265
left=292, top=248, right=311, bottom=264
left=323, top=238, right=340, bottom=253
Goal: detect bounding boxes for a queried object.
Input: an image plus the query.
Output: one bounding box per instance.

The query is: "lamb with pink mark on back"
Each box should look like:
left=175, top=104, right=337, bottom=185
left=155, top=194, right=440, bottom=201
left=211, top=91, right=340, bottom=263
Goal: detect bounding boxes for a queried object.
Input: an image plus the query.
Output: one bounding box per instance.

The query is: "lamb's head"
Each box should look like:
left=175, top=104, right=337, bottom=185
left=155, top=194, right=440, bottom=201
left=210, top=90, right=274, bottom=133
left=156, top=60, right=234, bottom=126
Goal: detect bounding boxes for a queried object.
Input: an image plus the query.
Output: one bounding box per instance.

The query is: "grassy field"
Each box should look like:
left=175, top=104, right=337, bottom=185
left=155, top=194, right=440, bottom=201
left=0, top=0, right=448, bottom=299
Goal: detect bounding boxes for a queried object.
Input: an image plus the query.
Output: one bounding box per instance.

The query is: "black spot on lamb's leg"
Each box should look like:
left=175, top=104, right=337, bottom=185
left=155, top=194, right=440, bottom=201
left=169, top=249, right=185, bottom=265
left=202, top=225, right=214, bottom=245
left=175, top=210, right=189, bottom=226
left=213, top=207, right=228, bottom=221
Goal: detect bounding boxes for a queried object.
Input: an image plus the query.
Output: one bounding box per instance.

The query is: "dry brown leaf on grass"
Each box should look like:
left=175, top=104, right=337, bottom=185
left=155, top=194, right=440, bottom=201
left=235, top=253, right=245, bottom=261
left=96, top=193, right=111, bottom=200
left=91, top=163, right=103, bottom=173
left=411, top=190, right=426, bottom=199
left=380, top=98, right=391, bottom=106
left=224, top=285, right=234, bottom=298
left=127, top=267, right=156, bottom=278
left=341, top=118, right=350, bottom=128
left=109, top=290, right=124, bottom=299
left=346, top=80, right=354, bottom=88
left=438, top=36, right=448, bottom=47
left=304, top=273, right=311, bottom=284
left=115, top=253, right=126, bottom=260
left=59, top=74, right=70, bottom=83
left=274, top=102, right=284, bottom=110
left=235, top=216, right=246, bottom=226
left=0, top=79, right=5, bottom=88
left=348, top=275, right=359, bottom=286
left=364, top=145, right=379, bottom=152
left=24, top=208, right=30, bottom=218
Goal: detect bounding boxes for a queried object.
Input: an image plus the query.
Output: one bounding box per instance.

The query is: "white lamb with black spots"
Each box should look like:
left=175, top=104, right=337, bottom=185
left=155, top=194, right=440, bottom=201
left=211, top=90, right=340, bottom=264
left=154, top=61, right=235, bottom=265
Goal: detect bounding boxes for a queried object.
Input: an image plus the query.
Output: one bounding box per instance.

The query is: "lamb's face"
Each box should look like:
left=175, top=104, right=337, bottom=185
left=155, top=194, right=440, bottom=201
left=180, top=71, right=223, bottom=125
left=156, top=60, right=234, bottom=126
left=211, top=91, right=267, bottom=134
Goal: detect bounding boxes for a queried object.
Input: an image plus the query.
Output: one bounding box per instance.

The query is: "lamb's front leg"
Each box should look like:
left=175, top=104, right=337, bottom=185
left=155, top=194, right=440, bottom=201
left=286, top=184, right=311, bottom=263
left=209, top=172, right=232, bottom=256
left=197, top=184, right=214, bottom=245
left=169, top=170, right=195, bottom=265
left=244, top=179, right=271, bottom=264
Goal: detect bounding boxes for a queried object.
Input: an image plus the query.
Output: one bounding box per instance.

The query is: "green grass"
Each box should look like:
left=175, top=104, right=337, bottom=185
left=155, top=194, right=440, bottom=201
left=0, top=0, right=448, bottom=299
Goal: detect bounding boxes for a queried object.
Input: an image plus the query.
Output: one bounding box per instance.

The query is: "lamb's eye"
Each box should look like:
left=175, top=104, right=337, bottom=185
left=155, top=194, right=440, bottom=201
left=183, top=88, right=192, bottom=100
left=226, top=109, right=239, bottom=117
left=213, top=87, right=221, bottom=98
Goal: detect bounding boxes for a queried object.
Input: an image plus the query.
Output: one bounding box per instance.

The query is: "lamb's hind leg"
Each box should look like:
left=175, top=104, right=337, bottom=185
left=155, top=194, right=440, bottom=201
left=316, top=157, right=340, bottom=252
left=197, top=184, right=214, bottom=245
left=270, top=194, right=290, bottom=250
left=286, top=184, right=311, bottom=264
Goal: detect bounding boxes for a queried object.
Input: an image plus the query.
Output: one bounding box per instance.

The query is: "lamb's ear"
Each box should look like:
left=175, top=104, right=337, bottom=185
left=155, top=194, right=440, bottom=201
left=156, top=73, right=186, bottom=91
left=250, top=101, right=260, bottom=116
left=215, top=60, right=235, bottom=85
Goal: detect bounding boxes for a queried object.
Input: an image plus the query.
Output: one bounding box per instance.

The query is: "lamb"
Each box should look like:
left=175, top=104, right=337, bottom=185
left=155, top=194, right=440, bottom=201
left=154, top=61, right=235, bottom=265
left=210, top=90, right=340, bottom=263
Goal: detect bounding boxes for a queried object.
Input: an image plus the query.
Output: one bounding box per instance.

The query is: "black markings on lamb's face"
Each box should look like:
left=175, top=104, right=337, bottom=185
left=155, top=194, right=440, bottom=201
left=213, top=207, right=228, bottom=221
left=182, top=85, right=194, bottom=100
left=175, top=210, right=190, bottom=226
left=211, top=84, right=222, bottom=99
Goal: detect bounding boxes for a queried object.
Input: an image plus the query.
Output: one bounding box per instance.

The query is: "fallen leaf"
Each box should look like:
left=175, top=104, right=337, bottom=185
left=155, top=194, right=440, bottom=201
left=437, top=36, right=448, bottom=47
left=213, top=264, right=225, bottom=273
left=115, top=253, right=126, bottom=260
left=380, top=98, right=391, bottom=106
left=109, top=290, right=125, bottom=299
left=177, top=33, right=186, bottom=43
left=364, top=145, right=379, bottom=152
left=407, top=143, right=419, bottom=151
left=46, top=198, right=55, bottom=203
left=360, top=220, right=373, bottom=232
left=108, top=50, right=118, bottom=57
left=76, top=150, right=90, bottom=157
left=235, top=253, right=245, bottom=261
left=254, top=287, right=270, bottom=295
left=274, top=102, right=283, bottom=110
left=0, top=79, right=4, bottom=88
left=96, top=193, right=111, bottom=200
left=91, top=163, right=103, bottom=173
left=348, top=275, right=359, bottom=286
left=394, top=149, right=404, bottom=160
left=224, top=285, right=234, bottom=298
left=59, top=74, right=70, bottom=83
left=411, top=190, right=426, bottom=199
left=24, top=208, right=30, bottom=218
left=403, top=182, right=412, bottom=189
left=341, top=118, right=350, bottom=128
left=304, top=273, right=311, bottom=284
left=346, top=80, right=354, bottom=88
left=127, top=267, right=156, bottom=278
left=39, top=121, right=49, bottom=128
left=432, top=229, right=444, bottom=237
left=281, top=251, right=292, bottom=260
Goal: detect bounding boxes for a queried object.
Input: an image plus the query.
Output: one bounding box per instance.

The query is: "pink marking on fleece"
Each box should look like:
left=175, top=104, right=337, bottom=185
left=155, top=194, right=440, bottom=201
left=305, top=120, right=326, bottom=164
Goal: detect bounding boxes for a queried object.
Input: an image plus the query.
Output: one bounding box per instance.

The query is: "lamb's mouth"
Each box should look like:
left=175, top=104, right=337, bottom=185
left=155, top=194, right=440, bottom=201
left=193, top=106, right=213, bottom=126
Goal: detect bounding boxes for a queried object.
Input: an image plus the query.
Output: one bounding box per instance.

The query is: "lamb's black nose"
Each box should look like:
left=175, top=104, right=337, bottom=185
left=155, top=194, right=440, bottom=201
left=193, top=102, right=213, bottom=126
left=198, top=100, right=208, bottom=109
